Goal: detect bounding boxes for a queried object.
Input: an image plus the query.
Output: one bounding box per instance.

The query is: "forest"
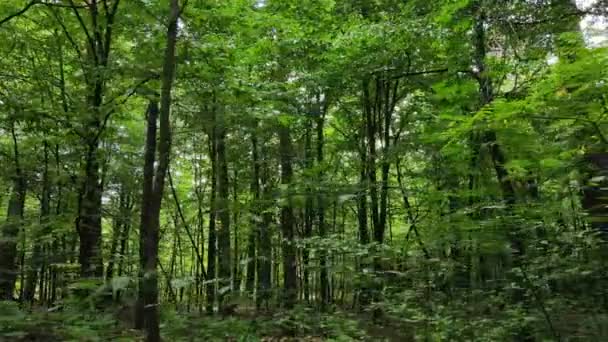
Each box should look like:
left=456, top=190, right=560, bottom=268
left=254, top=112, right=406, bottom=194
left=0, top=0, right=607, bottom=341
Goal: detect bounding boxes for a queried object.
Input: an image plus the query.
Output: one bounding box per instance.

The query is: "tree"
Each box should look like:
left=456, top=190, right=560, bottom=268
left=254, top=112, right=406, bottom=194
left=0, top=122, right=26, bottom=300
left=136, top=0, right=181, bottom=340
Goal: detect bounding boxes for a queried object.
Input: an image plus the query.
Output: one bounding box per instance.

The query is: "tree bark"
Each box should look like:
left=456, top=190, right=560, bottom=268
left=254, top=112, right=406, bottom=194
left=316, top=101, right=329, bottom=307
left=0, top=122, right=27, bottom=300
left=75, top=0, right=122, bottom=278
left=216, top=106, right=232, bottom=311
left=136, top=100, right=159, bottom=331
left=24, top=141, right=52, bottom=302
left=278, top=123, right=297, bottom=308
left=232, top=169, right=240, bottom=293
left=117, top=193, right=132, bottom=277
left=206, top=119, right=218, bottom=314
left=472, top=4, right=516, bottom=207
left=78, top=141, right=104, bottom=277
left=363, top=79, right=381, bottom=243
left=246, top=130, right=260, bottom=294
left=357, top=120, right=370, bottom=305
left=106, top=187, right=127, bottom=280
left=303, top=117, right=314, bottom=303
left=138, top=0, right=180, bottom=338
left=257, top=139, right=272, bottom=309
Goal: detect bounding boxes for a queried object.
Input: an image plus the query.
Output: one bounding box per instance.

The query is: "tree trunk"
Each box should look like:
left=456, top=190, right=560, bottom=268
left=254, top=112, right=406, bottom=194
left=278, top=123, right=297, bottom=308
left=363, top=79, right=380, bottom=243
left=472, top=5, right=516, bottom=207
left=257, top=139, right=272, bottom=309
left=246, top=131, right=260, bottom=294
left=138, top=1, right=180, bottom=338
left=136, top=100, right=159, bottom=331
left=232, top=169, right=240, bottom=293
left=0, top=123, right=27, bottom=300
left=357, top=94, right=371, bottom=307
left=378, top=79, right=398, bottom=245
left=78, top=141, right=104, bottom=278
left=303, top=118, right=314, bottom=303
left=117, top=194, right=132, bottom=277
left=216, top=104, right=232, bottom=310
left=206, top=123, right=218, bottom=314
left=24, top=142, right=52, bottom=302
left=316, top=104, right=329, bottom=307
left=106, top=187, right=127, bottom=280
left=193, top=152, right=206, bottom=311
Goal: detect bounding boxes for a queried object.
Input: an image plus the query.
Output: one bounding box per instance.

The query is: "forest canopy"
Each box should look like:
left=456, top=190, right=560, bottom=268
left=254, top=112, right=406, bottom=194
left=0, top=0, right=608, bottom=341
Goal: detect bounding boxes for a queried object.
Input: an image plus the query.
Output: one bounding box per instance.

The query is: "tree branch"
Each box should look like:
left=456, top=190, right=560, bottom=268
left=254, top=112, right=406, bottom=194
left=67, top=0, right=97, bottom=64
left=102, top=0, right=120, bottom=65
left=0, top=0, right=39, bottom=28
left=48, top=8, right=89, bottom=84
left=168, top=168, right=207, bottom=280
left=390, top=68, right=450, bottom=80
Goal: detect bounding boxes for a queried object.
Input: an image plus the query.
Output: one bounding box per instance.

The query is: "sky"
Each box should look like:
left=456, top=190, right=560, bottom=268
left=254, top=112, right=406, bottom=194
left=577, top=0, right=608, bottom=46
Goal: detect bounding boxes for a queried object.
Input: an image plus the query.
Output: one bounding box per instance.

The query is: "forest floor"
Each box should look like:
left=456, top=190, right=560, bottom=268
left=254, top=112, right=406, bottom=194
left=2, top=301, right=414, bottom=341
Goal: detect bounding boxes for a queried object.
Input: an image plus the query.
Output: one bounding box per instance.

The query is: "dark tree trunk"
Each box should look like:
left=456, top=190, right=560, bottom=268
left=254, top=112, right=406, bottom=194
left=136, top=101, right=159, bottom=331
left=257, top=140, right=272, bottom=309
left=316, top=104, right=329, bottom=307
left=363, top=79, right=380, bottom=243
left=232, top=169, right=240, bottom=293
left=278, top=124, right=297, bottom=308
left=246, top=131, right=260, bottom=294
left=378, top=79, right=398, bottom=245
left=0, top=123, right=27, bottom=300
left=216, top=106, right=232, bottom=310
left=138, top=1, right=180, bottom=338
left=357, top=126, right=369, bottom=246
left=24, top=142, right=52, bottom=302
left=75, top=0, right=122, bottom=278
left=303, top=118, right=314, bottom=303
left=78, top=141, right=104, bottom=278
left=357, top=92, right=371, bottom=307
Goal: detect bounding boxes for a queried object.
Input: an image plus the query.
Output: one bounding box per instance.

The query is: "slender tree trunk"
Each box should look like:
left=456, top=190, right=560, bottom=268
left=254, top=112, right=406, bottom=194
left=116, top=194, right=131, bottom=301
left=357, top=94, right=371, bottom=307
left=316, top=105, right=329, bottom=307
left=136, top=101, right=160, bottom=331
left=206, top=130, right=218, bottom=314
left=106, top=188, right=126, bottom=280
left=363, top=80, right=380, bottom=243
left=257, top=139, right=272, bottom=309
left=0, top=123, right=27, bottom=300
left=193, top=151, right=206, bottom=312
left=278, top=123, right=297, bottom=308
left=24, top=142, right=51, bottom=302
left=303, top=118, right=313, bottom=303
left=246, top=131, right=260, bottom=294
left=117, top=194, right=132, bottom=277
left=232, top=169, right=240, bottom=293
left=378, top=79, right=398, bottom=245
left=216, top=105, right=232, bottom=310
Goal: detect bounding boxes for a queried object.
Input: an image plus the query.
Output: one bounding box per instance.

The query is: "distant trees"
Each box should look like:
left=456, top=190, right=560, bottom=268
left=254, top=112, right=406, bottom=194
left=1, top=0, right=607, bottom=340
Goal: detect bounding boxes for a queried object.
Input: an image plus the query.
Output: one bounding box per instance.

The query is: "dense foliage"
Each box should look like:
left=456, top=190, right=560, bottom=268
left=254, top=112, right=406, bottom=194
left=1, top=0, right=607, bottom=341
